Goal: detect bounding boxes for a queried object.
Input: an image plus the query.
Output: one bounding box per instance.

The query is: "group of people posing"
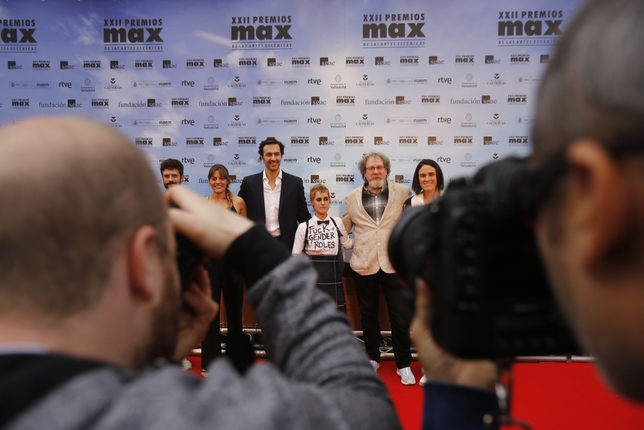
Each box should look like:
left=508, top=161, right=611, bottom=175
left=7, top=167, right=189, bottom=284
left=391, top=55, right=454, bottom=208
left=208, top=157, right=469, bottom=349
left=160, top=139, right=445, bottom=386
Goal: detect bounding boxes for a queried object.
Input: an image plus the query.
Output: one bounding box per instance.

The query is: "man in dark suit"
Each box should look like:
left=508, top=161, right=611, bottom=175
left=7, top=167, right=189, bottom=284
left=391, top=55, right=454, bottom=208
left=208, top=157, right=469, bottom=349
left=238, top=137, right=311, bottom=250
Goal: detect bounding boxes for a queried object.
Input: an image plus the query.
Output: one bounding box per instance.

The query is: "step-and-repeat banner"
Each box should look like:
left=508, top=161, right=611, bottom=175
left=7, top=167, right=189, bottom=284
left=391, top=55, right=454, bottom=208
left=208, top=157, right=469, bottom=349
left=0, top=0, right=583, bottom=215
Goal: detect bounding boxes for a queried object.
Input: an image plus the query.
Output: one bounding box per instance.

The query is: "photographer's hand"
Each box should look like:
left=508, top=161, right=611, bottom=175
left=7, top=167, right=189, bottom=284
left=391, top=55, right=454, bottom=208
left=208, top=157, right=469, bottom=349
left=173, top=266, right=218, bottom=362
left=410, top=278, right=498, bottom=391
left=165, top=186, right=254, bottom=258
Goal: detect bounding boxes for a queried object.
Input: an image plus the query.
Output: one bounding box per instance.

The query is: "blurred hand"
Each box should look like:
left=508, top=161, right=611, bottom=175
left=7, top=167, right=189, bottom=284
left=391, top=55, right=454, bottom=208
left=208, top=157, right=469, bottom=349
left=172, top=266, right=218, bottom=361
left=165, top=186, right=254, bottom=258
left=410, top=278, right=498, bottom=391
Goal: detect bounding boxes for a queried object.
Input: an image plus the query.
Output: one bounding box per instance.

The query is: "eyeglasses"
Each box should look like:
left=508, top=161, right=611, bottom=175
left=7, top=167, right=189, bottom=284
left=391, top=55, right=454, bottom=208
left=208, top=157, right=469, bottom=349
left=366, top=166, right=386, bottom=173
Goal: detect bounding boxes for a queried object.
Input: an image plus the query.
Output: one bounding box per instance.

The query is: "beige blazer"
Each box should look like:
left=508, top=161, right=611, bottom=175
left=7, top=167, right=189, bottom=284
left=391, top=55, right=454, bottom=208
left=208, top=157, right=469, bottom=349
left=342, top=181, right=411, bottom=275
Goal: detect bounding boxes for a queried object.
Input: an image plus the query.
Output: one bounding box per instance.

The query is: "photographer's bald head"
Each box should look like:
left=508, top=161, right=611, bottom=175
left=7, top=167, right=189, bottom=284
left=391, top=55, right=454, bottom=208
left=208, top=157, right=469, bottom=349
left=0, top=116, right=190, bottom=370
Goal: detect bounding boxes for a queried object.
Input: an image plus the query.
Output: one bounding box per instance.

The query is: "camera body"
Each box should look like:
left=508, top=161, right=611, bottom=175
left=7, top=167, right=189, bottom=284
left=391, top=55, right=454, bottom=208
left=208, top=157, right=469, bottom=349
left=389, top=156, right=579, bottom=359
left=175, top=233, right=205, bottom=292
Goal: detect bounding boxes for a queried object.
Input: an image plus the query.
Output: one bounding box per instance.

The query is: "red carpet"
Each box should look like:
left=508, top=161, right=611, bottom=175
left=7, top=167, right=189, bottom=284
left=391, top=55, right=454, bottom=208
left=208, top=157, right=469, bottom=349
left=187, top=357, right=644, bottom=429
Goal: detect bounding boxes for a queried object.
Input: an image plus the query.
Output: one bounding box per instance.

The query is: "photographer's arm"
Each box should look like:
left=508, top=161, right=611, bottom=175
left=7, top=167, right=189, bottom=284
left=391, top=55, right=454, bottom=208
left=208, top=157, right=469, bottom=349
left=167, top=186, right=399, bottom=429
left=411, top=279, right=500, bottom=429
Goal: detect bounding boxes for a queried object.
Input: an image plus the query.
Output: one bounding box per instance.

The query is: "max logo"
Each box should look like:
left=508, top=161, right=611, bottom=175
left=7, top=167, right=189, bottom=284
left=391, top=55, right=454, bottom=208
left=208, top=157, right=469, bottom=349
left=231, top=25, right=292, bottom=40
left=1, top=28, right=36, bottom=43
left=104, top=28, right=163, bottom=43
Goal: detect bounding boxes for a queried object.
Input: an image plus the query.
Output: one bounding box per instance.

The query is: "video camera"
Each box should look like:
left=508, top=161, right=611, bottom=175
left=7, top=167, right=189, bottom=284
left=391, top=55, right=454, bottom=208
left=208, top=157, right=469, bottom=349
left=389, top=156, right=579, bottom=359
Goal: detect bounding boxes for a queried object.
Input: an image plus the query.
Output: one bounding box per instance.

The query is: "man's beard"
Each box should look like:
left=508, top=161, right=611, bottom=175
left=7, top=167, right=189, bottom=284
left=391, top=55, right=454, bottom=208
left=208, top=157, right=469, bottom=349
left=132, top=257, right=181, bottom=369
left=368, top=178, right=386, bottom=190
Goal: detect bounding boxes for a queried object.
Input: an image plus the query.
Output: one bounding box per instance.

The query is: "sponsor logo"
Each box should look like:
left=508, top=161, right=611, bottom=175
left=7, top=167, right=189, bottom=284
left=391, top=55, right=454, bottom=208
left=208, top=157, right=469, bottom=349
left=498, top=10, right=563, bottom=46
left=427, top=136, right=443, bottom=145
left=356, top=114, right=374, bottom=127
left=509, top=135, right=529, bottom=146
left=330, top=153, right=345, bottom=167
left=320, top=57, right=335, bottom=66
left=267, top=57, right=282, bottom=67
left=331, top=74, right=346, bottom=89
left=344, top=135, right=364, bottom=146
left=186, top=137, right=205, bottom=147
left=399, top=135, right=418, bottom=146
left=540, top=54, right=550, bottom=63
left=437, top=116, right=452, bottom=124
left=228, top=115, right=247, bottom=128
left=306, top=156, right=321, bottom=164
left=228, top=76, right=247, bottom=88
left=213, top=58, right=229, bottom=68
left=132, top=80, right=172, bottom=88
left=400, top=55, right=419, bottom=66
left=482, top=95, right=498, bottom=104
left=59, top=61, right=74, bottom=70
left=455, top=54, right=474, bottom=65
left=103, top=18, right=164, bottom=52
left=362, top=13, right=426, bottom=48
left=292, top=56, right=310, bottom=67
left=134, top=59, right=153, bottom=69
left=308, top=117, right=322, bottom=125
left=483, top=136, right=499, bottom=145
left=374, top=136, right=389, bottom=145
left=238, top=136, right=257, bottom=146
left=253, top=96, right=272, bottom=106
left=258, top=78, right=299, bottom=86
left=319, top=136, right=335, bottom=146
left=291, top=136, right=310, bottom=146
left=336, top=96, right=356, bottom=106
left=346, top=56, right=365, bottom=66
left=421, top=95, right=440, bottom=105
left=510, top=54, right=530, bottom=64
left=507, top=94, right=528, bottom=105
left=32, top=60, right=50, bottom=70
left=375, top=56, right=391, bottom=65
left=461, top=153, right=476, bottom=168
left=91, top=98, right=110, bottom=108
left=204, top=77, right=219, bottom=91
left=429, top=55, right=444, bottom=65
left=83, top=60, right=101, bottom=70
left=461, top=113, right=477, bottom=128
left=171, top=97, right=190, bottom=107
left=386, top=77, right=428, bottom=85
left=11, top=98, right=30, bottom=109
left=450, top=98, right=480, bottom=105
left=0, top=19, right=37, bottom=53
left=187, top=58, right=205, bottom=69
left=239, top=57, right=258, bottom=67
left=486, top=113, right=506, bottom=127
left=212, top=137, right=228, bottom=146
left=356, top=74, right=376, bottom=88
left=487, top=73, right=508, bottom=86
left=330, top=114, right=346, bottom=128
left=461, top=73, right=478, bottom=88
left=110, top=60, right=125, bottom=69
left=454, top=135, right=474, bottom=146
left=104, top=77, right=123, bottom=91
left=135, top=137, right=153, bottom=146
left=485, top=55, right=501, bottom=64
left=7, top=61, right=22, bottom=70
left=230, top=16, right=293, bottom=50
left=395, top=175, right=410, bottom=184
left=162, top=138, right=177, bottom=146
left=335, top=174, right=355, bottom=183
left=162, top=59, right=177, bottom=68
left=204, top=115, right=220, bottom=129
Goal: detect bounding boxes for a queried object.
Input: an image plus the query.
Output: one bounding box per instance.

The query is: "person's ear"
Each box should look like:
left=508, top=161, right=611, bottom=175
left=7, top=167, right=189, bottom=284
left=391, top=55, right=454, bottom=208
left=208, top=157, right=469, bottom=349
left=566, top=139, right=627, bottom=268
left=127, top=225, right=163, bottom=305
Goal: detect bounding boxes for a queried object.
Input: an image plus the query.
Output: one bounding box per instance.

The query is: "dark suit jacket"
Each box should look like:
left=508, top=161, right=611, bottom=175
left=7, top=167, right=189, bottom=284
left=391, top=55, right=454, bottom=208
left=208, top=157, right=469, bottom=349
left=238, top=170, right=311, bottom=250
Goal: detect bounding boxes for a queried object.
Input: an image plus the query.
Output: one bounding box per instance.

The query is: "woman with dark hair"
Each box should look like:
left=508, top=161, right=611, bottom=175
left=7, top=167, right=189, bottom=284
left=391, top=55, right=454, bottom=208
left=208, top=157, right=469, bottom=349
left=403, top=159, right=444, bottom=209
left=201, top=164, right=251, bottom=374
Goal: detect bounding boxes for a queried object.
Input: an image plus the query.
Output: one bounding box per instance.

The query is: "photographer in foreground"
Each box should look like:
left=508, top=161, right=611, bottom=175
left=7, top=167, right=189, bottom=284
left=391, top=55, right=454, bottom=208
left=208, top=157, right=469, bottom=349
left=412, top=0, right=644, bottom=427
left=0, top=116, right=399, bottom=429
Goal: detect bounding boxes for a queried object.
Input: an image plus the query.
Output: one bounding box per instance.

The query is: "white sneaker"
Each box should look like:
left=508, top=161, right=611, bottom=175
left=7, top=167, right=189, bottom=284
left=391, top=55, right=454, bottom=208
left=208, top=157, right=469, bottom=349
left=181, top=359, right=192, bottom=371
left=370, top=360, right=380, bottom=373
left=396, top=367, right=416, bottom=385
left=419, top=374, right=427, bottom=386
